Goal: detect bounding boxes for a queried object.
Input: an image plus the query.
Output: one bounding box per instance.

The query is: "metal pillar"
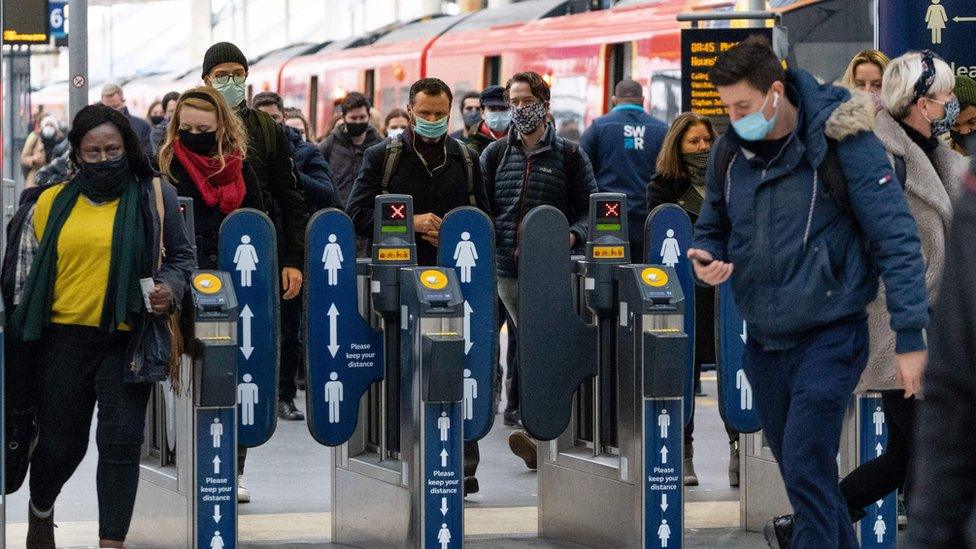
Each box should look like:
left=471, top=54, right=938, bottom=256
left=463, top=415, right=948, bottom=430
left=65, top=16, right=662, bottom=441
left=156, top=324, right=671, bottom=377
left=68, top=0, right=89, bottom=123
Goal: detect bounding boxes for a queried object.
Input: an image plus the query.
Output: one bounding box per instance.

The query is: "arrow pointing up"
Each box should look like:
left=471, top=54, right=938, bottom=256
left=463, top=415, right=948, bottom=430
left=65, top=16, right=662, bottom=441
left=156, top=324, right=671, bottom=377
left=440, top=448, right=449, bottom=468
left=463, top=301, right=473, bottom=355
left=440, top=497, right=449, bottom=516
left=660, top=445, right=669, bottom=464
left=740, top=321, right=747, bottom=344
left=327, top=304, right=340, bottom=357
left=240, top=305, right=255, bottom=360
left=213, top=455, right=222, bottom=474
left=876, top=499, right=883, bottom=509
left=214, top=504, right=222, bottom=523
left=875, top=443, right=884, bottom=458
left=661, top=494, right=669, bottom=512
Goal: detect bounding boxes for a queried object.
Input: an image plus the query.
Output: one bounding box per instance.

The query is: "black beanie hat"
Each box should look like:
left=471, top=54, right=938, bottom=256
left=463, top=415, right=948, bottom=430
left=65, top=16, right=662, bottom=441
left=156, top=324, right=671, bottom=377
left=202, top=42, right=248, bottom=79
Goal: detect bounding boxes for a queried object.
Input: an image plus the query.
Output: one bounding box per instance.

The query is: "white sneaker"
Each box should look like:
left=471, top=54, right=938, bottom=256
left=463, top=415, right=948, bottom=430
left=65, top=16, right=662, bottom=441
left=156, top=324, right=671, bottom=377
left=237, top=477, right=250, bottom=503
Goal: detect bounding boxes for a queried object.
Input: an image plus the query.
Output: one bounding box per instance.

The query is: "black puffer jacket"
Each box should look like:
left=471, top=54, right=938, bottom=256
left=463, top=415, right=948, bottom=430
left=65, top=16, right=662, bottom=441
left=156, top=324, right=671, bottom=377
left=481, top=125, right=597, bottom=277
left=319, top=125, right=383, bottom=206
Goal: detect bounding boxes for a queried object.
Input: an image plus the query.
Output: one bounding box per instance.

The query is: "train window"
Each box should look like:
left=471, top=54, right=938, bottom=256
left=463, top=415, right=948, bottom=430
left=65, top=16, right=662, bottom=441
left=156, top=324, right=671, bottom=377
left=364, top=69, right=376, bottom=107
left=649, top=70, right=682, bottom=124
left=308, top=75, right=319, bottom=139
left=483, top=56, right=501, bottom=87
left=550, top=75, right=588, bottom=141
left=605, top=42, right=633, bottom=113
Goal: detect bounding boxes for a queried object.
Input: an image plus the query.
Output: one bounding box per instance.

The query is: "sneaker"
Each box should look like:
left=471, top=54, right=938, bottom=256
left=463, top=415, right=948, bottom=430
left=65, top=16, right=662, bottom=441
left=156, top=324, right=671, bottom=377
left=763, top=514, right=793, bottom=549
left=508, top=430, right=537, bottom=470
left=237, top=477, right=251, bottom=504
left=277, top=400, right=305, bottom=421
left=26, top=501, right=56, bottom=549
left=464, top=476, right=480, bottom=496
left=503, top=409, right=522, bottom=427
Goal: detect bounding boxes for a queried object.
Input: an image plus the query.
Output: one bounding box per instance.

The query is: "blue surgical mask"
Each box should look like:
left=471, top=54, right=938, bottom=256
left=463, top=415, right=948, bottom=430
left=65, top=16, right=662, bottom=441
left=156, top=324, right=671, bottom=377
left=414, top=116, right=449, bottom=139
left=485, top=111, right=511, bottom=132
left=212, top=79, right=246, bottom=108
left=731, top=92, right=779, bottom=142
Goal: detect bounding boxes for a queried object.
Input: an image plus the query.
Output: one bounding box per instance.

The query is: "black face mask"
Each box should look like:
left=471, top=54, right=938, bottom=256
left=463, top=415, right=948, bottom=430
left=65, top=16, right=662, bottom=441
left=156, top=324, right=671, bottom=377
left=179, top=130, right=217, bottom=155
left=950, top=129, right=976, bottom=155
left=150, top=115, right=165, bottom=126
left=345, top=122, right=369, bottom=138
left=77, top=156, right=132, bottom=201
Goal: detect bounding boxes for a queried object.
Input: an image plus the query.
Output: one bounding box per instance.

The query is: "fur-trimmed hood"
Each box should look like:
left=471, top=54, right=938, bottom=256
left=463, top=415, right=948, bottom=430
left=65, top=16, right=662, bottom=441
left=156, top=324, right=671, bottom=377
left=824, top=90, right=876, bottom=142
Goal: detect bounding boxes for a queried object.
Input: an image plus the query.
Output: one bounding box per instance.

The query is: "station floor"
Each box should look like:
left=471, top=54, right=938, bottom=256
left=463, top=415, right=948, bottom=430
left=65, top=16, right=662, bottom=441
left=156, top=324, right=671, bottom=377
left=5, top=330, right=773, bottom=548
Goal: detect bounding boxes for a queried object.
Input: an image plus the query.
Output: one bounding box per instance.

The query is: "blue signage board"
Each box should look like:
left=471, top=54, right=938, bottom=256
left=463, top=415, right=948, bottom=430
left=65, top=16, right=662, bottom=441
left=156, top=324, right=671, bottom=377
left=49, top=1, right=67, bottom=39
left=437, top=207, right=496, bottom=442
left=195, top=408, right=237, bottom=549
left=858, top=395, right=897, bottom=548
left=644, top=398, right=683, bottom=549
left=879, top=0, right=976, bottom=77
left=717, top=283, right=761, bottom=433
left=305, top=209, right=385, bottom=446
left=219, top=209, right=279, bottom=447
left=423, top=402, right=463, bottom=549
left=645, top=205, right=694, bottom=425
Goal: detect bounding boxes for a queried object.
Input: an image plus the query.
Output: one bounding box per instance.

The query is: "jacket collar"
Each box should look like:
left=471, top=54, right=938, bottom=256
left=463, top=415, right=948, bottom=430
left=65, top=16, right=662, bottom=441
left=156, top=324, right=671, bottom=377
left=509, top=123, right=554, bottom=156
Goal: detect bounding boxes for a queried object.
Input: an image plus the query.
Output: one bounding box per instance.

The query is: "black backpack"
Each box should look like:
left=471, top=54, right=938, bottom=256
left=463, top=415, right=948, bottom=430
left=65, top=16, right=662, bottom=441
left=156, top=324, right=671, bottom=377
left=380, top=136, right=478, bottom=207
left=711, top=135, right=906, bottom=222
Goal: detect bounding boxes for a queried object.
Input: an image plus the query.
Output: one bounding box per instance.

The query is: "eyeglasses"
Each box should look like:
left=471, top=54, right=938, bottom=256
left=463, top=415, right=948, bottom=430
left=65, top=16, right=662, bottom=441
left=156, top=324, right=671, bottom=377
left=212, top=73, right=247, bottom=86
left=79, top=146, right=125, bottom=163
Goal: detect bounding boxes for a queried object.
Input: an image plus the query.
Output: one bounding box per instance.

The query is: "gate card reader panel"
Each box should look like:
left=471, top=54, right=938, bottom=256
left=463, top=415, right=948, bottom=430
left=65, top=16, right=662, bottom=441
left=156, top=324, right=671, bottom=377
left=372, top=194, right=417, bottom=264
left=586, top=193, right=631, bottom=263
left=191, top=270, right=239, bottom=408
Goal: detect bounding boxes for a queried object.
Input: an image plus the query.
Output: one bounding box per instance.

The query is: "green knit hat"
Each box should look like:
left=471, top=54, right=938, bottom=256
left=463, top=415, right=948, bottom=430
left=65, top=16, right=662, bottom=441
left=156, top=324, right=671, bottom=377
left=956, top=75, right=976, bottom=109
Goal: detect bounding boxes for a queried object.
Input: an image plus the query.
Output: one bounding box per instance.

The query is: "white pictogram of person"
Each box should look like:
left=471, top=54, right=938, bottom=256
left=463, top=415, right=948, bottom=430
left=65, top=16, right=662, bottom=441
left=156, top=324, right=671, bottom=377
left=453, top=231, right=478, bottom=283
left=233, top=235, right=259, bottom=287
left=660, top=229, right=680, bottom=268
left=927, top=0, right=948, bottom=45
left=658, top=519, right=671, bottom=548
left=322, top=234, right=344, bottom=286
left=873, top=406, right=885, bottom=437
left=438, top=411, right=451, bottom=442
left=874, top=515, right=887, bottom=543
left=211, top=417, right=223, bottom=448
left=211, top=531, right=224, bottom=549
left=658, top=408, right=670, bottom=439
left=238, top=373, right=259, bottom=426
left=736, top=368, right=753, bottom=410
left=325, top=372, right=344, bottom=423
left=438, top=523, right=451, bottom=549
left=462, top=369, right=478, bottom=421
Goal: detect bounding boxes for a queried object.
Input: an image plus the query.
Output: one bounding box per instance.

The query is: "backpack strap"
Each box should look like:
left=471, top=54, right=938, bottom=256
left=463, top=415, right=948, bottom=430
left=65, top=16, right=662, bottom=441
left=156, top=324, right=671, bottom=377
left=456, top=139, right=477, bottom=207
left=818, top=138, right=854, bottom=218
left=251, top=109, right=279, bottom=163
left=152, top=177, right=165, bottom=271
left=893, top=154, right=907, bottom=190
left=380, top=136, right=404, bottom=194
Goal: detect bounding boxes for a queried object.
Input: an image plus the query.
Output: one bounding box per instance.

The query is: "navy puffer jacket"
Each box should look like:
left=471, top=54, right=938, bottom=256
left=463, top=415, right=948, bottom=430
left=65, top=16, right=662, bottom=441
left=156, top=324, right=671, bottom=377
left=482, top=125, right=597, bottom=277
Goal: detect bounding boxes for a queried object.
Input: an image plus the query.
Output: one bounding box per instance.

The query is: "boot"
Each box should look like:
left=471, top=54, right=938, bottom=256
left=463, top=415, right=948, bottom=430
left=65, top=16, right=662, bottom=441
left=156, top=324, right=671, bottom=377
left=683, top=442, right=698, bottom=486
left=763, top=514, right=793, bottom=549
left=26, top=501, right=56, bottom=549
left=729, top=438, right=740, bottom=487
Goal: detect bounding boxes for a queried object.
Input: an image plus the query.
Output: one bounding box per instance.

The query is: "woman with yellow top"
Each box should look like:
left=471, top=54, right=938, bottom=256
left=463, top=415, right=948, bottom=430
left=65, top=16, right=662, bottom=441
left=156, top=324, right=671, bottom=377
left=12, top=104, right=195, bottom=549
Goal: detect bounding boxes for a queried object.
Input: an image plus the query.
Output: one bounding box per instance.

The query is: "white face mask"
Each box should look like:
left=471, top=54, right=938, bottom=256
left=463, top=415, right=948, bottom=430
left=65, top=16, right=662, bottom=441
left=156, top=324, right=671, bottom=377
left=387, top=128, right=405, bottom=139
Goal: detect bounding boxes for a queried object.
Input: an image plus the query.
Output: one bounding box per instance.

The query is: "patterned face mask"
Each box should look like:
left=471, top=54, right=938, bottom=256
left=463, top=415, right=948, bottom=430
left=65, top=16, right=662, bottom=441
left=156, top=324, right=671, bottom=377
left=510, top=102, right=548, bottom=135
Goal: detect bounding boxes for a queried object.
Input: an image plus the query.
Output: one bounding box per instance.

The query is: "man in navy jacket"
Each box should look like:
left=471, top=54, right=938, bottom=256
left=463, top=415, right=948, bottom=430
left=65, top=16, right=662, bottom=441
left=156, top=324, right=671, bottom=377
left=689, top=38, right=928, bottom=548
left=580, top=79, right=667, bottom=261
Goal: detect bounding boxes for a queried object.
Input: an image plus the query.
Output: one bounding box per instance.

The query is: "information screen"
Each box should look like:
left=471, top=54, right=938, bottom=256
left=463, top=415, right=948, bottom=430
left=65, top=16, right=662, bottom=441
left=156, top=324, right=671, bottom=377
left=2, top=0, right=50, bottom=44
left=381, top=200, right=408, bottom=233
left=595, top=200, right=622, bottom=233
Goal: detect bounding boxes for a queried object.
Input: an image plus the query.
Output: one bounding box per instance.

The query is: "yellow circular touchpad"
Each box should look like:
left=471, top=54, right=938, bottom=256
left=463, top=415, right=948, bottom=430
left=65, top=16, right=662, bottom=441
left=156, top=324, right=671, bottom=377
left=641, top=267, right=669, bottom=287
left=194, top=273, right=223, bottom=294
left=420, top=269, right=448, bottom=290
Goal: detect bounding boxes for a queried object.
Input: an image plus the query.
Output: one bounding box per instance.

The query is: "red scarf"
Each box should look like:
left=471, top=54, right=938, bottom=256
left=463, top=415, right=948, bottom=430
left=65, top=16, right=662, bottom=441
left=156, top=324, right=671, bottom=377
left=172, top=140, right=246, bottom=214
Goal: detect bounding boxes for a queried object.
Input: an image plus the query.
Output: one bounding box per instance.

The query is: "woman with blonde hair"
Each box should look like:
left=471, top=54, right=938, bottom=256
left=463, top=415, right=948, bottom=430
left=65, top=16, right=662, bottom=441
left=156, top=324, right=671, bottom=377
left=842, top=49, right=891, bottom=111
left=158, top=87, right=265, bottom=271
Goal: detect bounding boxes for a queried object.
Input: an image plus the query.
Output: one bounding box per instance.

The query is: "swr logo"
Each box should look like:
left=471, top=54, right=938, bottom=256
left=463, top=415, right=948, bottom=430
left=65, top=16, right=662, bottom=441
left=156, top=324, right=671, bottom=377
left=623, top=125, right=645, bottom=151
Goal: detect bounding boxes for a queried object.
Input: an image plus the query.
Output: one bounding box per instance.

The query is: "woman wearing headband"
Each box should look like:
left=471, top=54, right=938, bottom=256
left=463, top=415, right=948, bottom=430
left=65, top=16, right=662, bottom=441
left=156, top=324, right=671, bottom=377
left=158, top=87, right=265, bottom=271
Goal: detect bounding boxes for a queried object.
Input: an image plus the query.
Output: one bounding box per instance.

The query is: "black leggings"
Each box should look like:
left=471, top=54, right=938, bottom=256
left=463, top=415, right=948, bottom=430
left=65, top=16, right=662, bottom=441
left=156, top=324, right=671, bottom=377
left=840, top=391, right=916, bottom=515
left=29, top=325, right=152, bottom=542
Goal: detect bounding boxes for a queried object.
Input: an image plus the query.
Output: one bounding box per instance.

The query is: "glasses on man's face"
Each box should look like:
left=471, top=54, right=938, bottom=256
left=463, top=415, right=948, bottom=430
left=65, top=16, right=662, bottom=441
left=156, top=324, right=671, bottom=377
left=79, top=146, right=125, bottom=163
left=212, top=73, right=247, bottom=86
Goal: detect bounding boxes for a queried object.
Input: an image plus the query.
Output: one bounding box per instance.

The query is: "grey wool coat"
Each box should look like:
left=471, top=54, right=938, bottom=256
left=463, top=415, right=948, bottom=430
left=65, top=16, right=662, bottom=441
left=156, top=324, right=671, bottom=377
left=855, top=108, right=968, bottom=392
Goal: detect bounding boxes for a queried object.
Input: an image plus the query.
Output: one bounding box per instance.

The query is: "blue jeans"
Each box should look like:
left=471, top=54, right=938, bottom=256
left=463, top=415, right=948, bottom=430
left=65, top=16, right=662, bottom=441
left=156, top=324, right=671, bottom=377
left=742, top=318, right=868, bottom=549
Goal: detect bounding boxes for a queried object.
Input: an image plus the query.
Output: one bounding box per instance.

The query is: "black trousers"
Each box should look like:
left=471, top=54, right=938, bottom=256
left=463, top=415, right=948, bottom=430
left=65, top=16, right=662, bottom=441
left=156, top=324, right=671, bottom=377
left=29, top=325, right=152, bottom=542
left=840, top=391, right=916, bottom=513
left=278, top=290, right=303, bottom=403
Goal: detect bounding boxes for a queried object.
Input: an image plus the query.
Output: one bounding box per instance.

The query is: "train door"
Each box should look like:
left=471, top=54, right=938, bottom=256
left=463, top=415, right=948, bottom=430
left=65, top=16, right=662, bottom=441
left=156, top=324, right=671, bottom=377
left=309, top=75, right=319, bottom=138
left=364, top=69, right=376, bottom=108
left=604, top=42, right=633, bottom=113
left=483, top=55, right=501, bottom=87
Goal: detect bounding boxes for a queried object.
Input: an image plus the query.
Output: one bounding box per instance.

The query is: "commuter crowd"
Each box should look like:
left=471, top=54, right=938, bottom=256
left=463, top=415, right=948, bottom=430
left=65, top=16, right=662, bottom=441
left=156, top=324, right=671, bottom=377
left=12, top=36, right=976, bottom=549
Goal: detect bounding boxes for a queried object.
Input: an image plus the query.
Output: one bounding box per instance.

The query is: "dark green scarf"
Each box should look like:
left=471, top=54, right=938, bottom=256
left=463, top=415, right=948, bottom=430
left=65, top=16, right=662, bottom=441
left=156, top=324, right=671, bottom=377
left=679, top=151, right=709, bottom=216
left=13, top=168, right=148, bottom=341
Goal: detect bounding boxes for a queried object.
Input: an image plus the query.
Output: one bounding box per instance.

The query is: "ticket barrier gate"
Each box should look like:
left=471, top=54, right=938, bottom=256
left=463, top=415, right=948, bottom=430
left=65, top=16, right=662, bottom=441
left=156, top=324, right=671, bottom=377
left=306, top=196, right=495, bottom=548
left=519, top=193, right=689, bottom=548
left=128, top=271, right=239, bottom=548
